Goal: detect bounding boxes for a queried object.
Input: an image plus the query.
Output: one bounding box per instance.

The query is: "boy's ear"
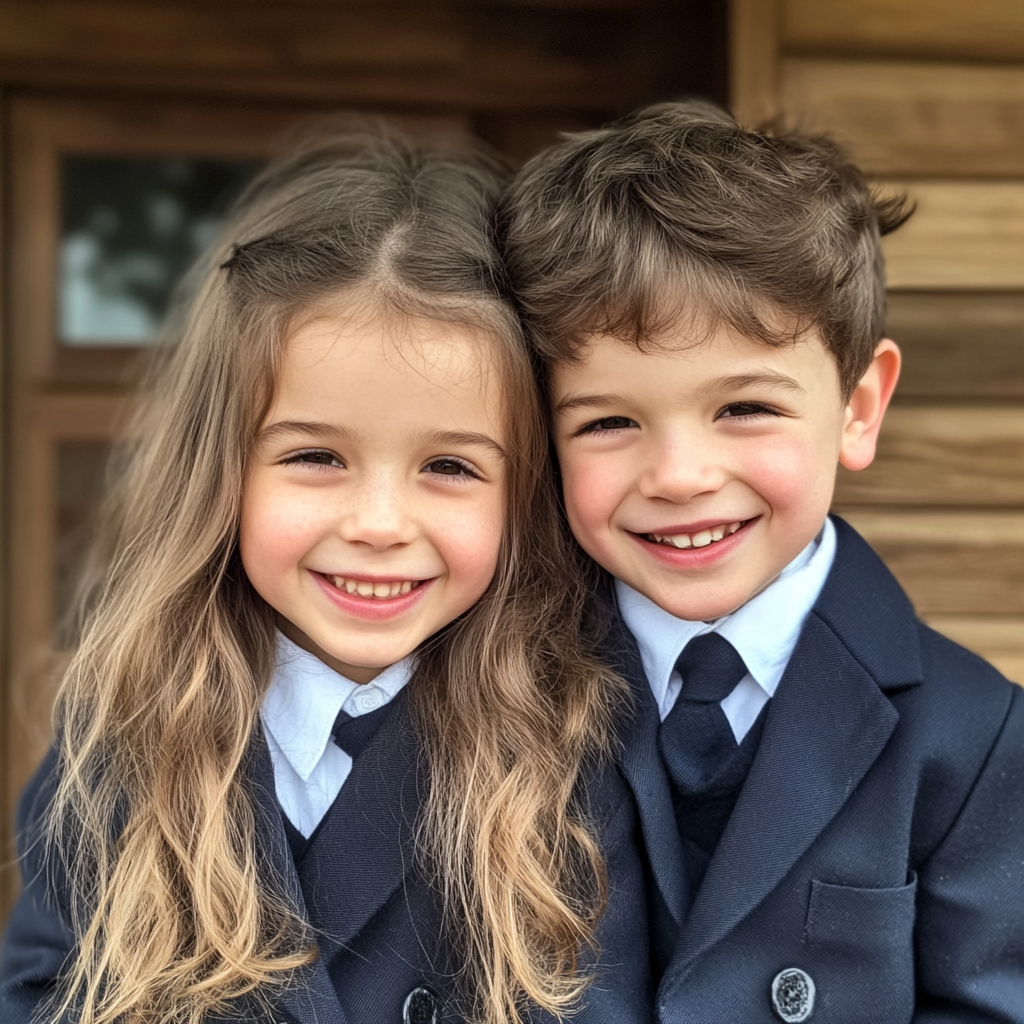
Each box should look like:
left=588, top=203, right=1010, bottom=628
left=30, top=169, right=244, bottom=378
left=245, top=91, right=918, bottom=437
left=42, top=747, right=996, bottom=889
left=838, top=338, right=901, bottom=471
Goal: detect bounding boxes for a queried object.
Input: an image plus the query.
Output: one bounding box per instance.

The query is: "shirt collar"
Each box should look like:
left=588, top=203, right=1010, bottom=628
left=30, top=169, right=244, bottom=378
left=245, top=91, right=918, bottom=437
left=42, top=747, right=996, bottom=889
left=260, top=631, right=414, bottom=783
left=616, top=518, right=837, bottom=708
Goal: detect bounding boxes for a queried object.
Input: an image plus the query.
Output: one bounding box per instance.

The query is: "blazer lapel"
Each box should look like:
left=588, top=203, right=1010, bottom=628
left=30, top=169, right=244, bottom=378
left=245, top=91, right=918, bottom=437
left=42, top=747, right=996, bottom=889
left=671, top=516, right=924, bottom=973
left=247, top=733, right=350, bottom=1024
left=603, top=613, right=689, bottom=931
left=674, top=614, right=900, bottom=969
left=296, top=687, right=422, bottom=953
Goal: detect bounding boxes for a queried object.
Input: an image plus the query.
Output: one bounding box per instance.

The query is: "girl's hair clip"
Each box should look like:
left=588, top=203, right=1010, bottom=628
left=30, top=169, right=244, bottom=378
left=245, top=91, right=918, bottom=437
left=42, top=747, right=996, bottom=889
left=220, top=237, right=269, bottom=272
left=220, top=243, right=247, bottom=272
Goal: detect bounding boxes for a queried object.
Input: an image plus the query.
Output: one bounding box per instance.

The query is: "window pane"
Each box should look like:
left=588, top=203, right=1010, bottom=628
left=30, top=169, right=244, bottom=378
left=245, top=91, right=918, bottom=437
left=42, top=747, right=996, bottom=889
left=59, top=156, right=261, bottom=346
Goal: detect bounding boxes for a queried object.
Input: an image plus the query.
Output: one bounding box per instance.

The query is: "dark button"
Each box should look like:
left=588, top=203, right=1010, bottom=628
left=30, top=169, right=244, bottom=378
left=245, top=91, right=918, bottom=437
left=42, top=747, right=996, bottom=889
left=771, top=967, right=815, bottom=1023
left=403, top=986, right=440, bottom=1024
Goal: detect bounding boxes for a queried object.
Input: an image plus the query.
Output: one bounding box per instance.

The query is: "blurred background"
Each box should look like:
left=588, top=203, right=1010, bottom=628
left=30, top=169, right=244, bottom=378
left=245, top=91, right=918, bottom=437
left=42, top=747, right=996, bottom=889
left=0, top=0, right=1021, bottom=918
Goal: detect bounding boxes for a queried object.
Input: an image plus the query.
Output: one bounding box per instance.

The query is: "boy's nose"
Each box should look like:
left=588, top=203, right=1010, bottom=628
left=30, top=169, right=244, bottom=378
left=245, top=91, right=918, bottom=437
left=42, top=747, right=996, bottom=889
left=637, top=436, right=726, bottom=502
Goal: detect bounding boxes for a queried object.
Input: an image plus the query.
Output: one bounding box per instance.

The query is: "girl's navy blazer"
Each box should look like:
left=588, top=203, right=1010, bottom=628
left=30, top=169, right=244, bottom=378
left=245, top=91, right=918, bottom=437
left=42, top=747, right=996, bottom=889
left=607, top=515, right=1024, bottom=1024
left=0, top=689, right=654, bottom=1024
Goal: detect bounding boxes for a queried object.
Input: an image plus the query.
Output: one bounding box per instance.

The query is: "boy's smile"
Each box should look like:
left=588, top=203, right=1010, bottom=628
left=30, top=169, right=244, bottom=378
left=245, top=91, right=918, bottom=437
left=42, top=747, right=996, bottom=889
left=550, top=325, right=898, bottom=622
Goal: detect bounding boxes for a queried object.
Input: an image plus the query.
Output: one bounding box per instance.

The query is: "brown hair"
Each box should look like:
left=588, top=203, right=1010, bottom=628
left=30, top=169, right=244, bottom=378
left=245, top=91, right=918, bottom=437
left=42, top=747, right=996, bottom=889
left=497, top=100, right=912, bottom=397
left=44, top=120, right=622, bottom=1024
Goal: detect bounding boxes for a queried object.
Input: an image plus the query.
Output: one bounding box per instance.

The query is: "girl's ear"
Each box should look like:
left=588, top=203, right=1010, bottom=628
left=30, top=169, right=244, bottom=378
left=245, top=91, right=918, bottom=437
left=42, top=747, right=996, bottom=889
left=839, top=338, right=901, bottom=472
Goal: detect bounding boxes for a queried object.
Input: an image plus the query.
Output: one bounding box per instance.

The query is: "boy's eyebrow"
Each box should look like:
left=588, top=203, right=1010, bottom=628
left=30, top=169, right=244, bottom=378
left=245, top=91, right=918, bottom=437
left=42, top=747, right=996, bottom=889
left=255, top=420, right=354, bottom=446
left=553, top=392, right=625, bottom=416
left=704, top=371, right=806, bottom=395
left=553, top=371, right=805, bottom=417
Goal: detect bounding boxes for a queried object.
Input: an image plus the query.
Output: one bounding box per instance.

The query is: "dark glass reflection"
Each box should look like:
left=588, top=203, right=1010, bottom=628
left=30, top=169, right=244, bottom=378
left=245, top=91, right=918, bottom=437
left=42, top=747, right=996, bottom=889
left=59, top=156, right=261, bottom=345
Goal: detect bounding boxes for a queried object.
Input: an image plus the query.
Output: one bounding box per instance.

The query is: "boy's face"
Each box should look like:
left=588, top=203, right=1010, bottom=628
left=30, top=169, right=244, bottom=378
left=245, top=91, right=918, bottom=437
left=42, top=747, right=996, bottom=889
left=550, top=325, right=897, bottom=621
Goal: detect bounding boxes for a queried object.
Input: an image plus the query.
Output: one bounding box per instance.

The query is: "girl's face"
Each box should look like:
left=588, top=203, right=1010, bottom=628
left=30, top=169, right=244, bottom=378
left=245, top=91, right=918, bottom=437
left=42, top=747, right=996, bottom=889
left=240, top=309, right=507, bottom=683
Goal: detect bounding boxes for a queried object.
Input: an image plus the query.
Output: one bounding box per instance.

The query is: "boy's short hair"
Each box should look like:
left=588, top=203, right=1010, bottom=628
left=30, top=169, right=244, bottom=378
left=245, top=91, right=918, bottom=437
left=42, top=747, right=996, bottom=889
left=498, top=100, right=911, bottom=397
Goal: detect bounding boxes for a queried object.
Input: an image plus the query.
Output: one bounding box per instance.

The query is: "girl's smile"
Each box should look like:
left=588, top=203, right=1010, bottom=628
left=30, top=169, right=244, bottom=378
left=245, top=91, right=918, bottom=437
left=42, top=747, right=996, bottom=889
left=313, top=571, right=432, bottom=622
left=240, top=305, right=507, bottom=683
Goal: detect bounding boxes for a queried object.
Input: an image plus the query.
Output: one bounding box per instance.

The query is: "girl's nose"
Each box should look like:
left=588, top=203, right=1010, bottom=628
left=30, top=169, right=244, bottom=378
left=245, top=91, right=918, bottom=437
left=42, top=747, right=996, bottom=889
left=337, top=476, right=416, bottom=549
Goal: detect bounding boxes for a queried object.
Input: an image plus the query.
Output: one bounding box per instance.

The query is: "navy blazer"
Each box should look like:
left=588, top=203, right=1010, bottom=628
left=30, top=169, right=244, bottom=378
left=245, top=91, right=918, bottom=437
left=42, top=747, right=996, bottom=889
left=607, top=516, right=1024, bottom=1024
left=0, top=689, right=653, bottom=1023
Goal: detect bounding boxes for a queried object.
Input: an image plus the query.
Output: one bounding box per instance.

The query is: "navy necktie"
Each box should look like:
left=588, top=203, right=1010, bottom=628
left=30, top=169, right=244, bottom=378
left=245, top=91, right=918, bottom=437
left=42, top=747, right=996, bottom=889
left=331, top=698, right=393, bottom=759
left=658, top=632, right=748, bottom=795
left=283, top=695, right=395, bottom=861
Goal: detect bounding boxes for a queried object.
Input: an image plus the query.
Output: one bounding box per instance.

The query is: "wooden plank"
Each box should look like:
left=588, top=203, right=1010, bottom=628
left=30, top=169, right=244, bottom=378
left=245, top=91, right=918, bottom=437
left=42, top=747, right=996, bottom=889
left=834, top=406, right=1024, bottom=506
left=886, top=293, right=1024, bottom=399
left=782, top=0, right=1024, bottom=61
left=780, top=59, right=1024, bottom=177
left=881, top=181, right=1024, bottom=291
left=834, top=511, right=1024, bottom=616
left=925, top=617, right=1024, bottom=684
left=0, top=1, right=709, bottom=111
left=729, top=0, right=780, bottom=127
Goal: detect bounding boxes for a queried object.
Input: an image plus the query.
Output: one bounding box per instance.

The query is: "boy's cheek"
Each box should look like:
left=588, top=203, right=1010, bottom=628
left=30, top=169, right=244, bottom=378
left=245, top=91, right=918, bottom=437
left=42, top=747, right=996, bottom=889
left=559, top=459, right=618, bottom=533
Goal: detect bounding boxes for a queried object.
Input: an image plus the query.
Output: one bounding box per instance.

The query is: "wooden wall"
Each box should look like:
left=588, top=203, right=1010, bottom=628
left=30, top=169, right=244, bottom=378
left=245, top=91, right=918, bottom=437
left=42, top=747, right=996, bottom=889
left=732, top=0, right=1024, bottom=682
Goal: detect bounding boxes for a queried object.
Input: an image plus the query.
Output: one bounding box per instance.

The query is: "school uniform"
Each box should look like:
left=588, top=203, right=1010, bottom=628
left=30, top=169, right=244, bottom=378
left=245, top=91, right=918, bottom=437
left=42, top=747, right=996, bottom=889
left=605, top=514, right=1024, bottom=1024
left=0, top=636, right=653, bottom=1024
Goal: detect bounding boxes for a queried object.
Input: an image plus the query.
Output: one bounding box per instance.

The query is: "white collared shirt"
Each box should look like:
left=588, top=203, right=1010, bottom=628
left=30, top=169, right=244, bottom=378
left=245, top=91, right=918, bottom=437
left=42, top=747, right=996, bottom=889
left=616, top=518, right=837, bottom=741
left=260, top=632, right=413, bottom=837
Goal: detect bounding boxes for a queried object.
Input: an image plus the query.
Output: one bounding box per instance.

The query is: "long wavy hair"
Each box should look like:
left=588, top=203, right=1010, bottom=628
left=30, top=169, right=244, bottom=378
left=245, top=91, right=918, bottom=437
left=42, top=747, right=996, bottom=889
left=43, top=122, right=623, bottom=1024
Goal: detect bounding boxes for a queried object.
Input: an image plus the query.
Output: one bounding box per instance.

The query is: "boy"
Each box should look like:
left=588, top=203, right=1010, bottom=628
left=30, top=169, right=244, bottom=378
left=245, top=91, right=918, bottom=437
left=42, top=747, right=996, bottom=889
left=498, top=102, right=1024, bottom=1023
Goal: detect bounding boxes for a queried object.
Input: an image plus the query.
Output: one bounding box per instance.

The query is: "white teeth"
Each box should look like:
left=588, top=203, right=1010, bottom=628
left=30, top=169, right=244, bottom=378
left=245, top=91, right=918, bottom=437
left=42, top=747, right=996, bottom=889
left=649, top=520, right=745, bottom=550
left=328, top=575, right=420, bottom=599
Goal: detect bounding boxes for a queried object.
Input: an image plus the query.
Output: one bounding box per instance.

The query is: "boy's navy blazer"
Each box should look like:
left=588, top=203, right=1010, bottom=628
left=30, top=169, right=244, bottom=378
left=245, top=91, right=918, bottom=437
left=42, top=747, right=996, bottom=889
left=0, top=690, right=653, bottom=1024
left=606, top=516, right=1024, bottom=1024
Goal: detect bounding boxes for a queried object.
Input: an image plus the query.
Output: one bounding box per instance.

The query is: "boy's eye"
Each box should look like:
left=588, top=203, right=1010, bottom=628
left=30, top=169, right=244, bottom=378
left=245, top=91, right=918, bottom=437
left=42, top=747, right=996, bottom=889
left=576, top=416, right=638, bottom=435
left=716, top=402, right=779, bottom=420
left=423, top=457, right=480, bottom=479
left=282, top=449, right=344, bottom=468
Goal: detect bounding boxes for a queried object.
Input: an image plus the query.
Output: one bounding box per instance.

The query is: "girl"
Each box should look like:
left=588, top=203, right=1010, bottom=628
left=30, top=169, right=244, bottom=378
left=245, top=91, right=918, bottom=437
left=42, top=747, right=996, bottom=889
left=0, top=125, right=649, bottom=1024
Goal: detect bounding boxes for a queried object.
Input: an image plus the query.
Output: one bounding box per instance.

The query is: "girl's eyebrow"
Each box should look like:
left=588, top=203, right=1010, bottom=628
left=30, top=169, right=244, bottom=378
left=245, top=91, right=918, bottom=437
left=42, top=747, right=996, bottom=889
left=428, top=430, right=508, bottom=462
left=255, top=422, right=506, bottom=460
left=255, top=420, right=353, bottom=445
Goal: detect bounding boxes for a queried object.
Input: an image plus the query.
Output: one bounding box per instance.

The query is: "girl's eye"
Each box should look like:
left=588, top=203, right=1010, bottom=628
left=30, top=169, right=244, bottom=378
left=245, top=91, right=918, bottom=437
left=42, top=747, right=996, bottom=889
left=577, top=416, right=638, bottom=435
left=716, top=402, right=779, bottom=420
left=423, top=457, right=480, bottom=479
left=282, top=449, right=344, bottom=468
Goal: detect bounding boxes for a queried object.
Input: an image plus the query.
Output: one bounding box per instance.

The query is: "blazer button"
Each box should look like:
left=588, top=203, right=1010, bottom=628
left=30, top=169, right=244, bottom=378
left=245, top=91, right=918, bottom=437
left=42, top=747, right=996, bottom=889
left=771, top=967, right=815, bottom=1023
left=403, top=986, right=440, bottom=1024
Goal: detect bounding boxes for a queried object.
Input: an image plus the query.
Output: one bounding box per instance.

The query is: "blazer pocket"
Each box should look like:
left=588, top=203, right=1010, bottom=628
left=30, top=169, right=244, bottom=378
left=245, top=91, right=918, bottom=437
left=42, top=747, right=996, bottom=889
left=806, top=874, right=917, bottom=952
left=803, top=875, right=917, bottom=1023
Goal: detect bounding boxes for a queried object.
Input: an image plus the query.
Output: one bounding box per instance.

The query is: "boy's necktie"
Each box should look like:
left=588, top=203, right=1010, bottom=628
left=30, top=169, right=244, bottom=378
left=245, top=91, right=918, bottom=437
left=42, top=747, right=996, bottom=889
left=658, top=632, right=747, bottom=795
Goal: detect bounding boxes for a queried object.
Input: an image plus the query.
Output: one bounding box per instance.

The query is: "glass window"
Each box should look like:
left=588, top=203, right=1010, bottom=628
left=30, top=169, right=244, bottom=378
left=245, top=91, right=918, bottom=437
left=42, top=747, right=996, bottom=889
left=58, top=156, right=261, bottom=346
